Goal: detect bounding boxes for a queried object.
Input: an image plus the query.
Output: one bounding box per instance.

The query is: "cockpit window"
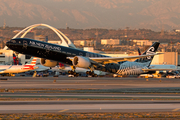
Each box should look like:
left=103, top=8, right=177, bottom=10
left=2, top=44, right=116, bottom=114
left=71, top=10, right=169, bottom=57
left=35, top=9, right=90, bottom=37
left=11, top=40, right=16, bottom=43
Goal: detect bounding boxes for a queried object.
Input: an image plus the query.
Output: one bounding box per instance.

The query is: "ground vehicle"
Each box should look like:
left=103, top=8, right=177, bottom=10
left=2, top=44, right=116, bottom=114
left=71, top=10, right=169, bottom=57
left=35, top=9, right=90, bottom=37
left=139, top=74, right=154, bottom=78
left=166, top=75, right=180, bottom=79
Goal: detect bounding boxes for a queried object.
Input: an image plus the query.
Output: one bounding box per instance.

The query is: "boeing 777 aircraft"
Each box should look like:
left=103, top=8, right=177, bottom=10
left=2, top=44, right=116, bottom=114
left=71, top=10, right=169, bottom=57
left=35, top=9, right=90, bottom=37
left=0, top=57, right=38, bottom=75
left=6, top=38, right=160, bottom=77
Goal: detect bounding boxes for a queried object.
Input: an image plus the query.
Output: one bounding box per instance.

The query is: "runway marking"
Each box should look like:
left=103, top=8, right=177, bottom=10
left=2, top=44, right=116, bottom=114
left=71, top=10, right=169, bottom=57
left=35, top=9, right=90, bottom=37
left=172, top=108, right=179, bottom=111
left=58, top=109, right=69, bottom=112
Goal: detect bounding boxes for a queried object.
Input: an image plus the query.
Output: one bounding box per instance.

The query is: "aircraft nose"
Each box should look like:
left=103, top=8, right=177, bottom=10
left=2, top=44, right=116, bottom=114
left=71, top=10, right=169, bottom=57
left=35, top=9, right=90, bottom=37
left=6, top=41, right=11, bottom=46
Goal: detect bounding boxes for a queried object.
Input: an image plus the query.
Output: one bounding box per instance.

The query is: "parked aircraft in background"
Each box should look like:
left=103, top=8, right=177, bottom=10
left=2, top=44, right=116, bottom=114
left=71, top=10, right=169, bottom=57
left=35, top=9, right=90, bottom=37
left=0, top=57, right=38, bottom=76
left=30, top=64, right=49, bottom=72
left=6, top=38, right=160, bottom=77
left=12, top=53, right=49, bottom=72
left=137, top=48, right=178, bottom=72
left=13, top=53, right=21, bottom=65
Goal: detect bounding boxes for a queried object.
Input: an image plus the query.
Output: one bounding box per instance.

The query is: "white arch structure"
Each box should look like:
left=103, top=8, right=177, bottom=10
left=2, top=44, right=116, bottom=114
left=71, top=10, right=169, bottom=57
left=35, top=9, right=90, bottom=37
left=4, top=23, right=76, bottom=50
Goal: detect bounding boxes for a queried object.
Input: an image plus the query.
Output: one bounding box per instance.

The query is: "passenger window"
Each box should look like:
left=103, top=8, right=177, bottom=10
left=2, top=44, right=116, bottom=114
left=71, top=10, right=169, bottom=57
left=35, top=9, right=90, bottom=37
left=86, top=53, right=89, bottom=57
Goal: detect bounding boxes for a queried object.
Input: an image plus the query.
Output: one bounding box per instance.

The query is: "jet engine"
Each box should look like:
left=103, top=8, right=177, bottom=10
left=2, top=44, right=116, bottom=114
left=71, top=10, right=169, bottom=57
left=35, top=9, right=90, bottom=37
left=40, top=58, right=57, bottom=67
left=73, top=56, right=91, bottom=68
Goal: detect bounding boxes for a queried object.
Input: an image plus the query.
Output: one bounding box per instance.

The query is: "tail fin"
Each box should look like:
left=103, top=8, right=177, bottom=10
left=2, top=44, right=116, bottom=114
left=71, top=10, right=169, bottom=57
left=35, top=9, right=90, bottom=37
left=59, top=63, right=65, bottom=69
left=13, top=53, right=22, bottom=65
left=25, top=57, right=37, bottom=66
left=135, top=42, right=160, bottom=66
left=138, top=48, right=141, bottom=55
left=13, top=53, right=17, bottom=65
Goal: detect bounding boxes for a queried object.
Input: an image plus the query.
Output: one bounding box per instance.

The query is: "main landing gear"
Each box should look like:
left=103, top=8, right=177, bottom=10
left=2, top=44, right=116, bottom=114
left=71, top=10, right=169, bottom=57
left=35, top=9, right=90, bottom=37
left=86, top=71, right=98, bottom=77
left=86, top=66, right=98, bottom=77
left=67, top=66, right=98, bottom=77
left=68, top=70, right=79, bottom=77
left=68, top=66, right=79, bottom=77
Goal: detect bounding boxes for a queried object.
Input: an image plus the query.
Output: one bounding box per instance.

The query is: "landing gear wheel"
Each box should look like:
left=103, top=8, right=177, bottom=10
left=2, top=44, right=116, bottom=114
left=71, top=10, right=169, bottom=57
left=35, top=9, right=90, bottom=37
left=94, top=74, right=98, bottom=77
left=86, top=71, right=97, bottom=77
left=68, top=70, right=71, bottom=74
left=75, top=73, right=79, bottom=77
left=68, top=70, right=79, bottom=77
left=86, top=71, right=90, bottom=75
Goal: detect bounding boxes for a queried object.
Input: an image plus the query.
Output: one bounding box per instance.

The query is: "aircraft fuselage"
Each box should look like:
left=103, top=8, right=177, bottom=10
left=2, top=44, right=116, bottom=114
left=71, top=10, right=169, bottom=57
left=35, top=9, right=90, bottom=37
left=6, top=38, right=149, bottom=75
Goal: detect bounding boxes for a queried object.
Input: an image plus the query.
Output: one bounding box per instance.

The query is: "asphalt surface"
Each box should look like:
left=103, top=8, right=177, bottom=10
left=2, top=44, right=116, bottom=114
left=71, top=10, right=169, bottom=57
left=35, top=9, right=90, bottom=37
left=0, top=76, right=180, bottom=113
left=0, top=93, right=180, bottom=99
left=0, top=76, right=180, bottom=90
left=0, top=100, right=180, bottom=113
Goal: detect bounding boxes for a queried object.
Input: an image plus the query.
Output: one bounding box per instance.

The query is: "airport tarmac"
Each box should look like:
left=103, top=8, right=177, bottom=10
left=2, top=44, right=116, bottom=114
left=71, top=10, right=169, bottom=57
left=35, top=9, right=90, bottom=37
left=0, top=100, right=180, bottom=113
left=0, top=76, right=180, bottom=114
left=0, top=76, right=180, bottom=93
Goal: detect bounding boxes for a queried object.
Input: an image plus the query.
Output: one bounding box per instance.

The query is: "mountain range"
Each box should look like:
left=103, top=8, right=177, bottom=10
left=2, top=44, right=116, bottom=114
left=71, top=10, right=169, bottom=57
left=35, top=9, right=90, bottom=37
left=0, top=0, right=180, bottom=31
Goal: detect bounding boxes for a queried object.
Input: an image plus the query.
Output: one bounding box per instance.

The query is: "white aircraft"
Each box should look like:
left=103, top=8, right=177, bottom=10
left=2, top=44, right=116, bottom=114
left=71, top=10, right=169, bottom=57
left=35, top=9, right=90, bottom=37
left=137, top=48, right=178, bottom=72
left=0, top=57, right=38, bottom=75
left=30, top=64, right=49, bottom=72
left=12, top=54, right=49, bottom=72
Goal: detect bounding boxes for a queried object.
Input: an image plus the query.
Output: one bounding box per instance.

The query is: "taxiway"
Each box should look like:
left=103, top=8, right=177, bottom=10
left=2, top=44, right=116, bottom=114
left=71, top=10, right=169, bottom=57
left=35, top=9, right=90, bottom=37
left=0, top=76, right=180, bottom=113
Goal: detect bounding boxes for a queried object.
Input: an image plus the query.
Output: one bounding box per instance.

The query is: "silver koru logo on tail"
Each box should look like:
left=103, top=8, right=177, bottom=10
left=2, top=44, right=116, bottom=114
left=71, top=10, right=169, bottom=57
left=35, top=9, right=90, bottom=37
left=146, top=47, right=155, bottom=59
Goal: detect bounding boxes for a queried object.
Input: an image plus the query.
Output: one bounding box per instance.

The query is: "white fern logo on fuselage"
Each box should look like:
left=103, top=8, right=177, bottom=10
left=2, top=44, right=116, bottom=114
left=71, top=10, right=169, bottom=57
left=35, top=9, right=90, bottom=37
left=146, top=47, right=155, bottom=59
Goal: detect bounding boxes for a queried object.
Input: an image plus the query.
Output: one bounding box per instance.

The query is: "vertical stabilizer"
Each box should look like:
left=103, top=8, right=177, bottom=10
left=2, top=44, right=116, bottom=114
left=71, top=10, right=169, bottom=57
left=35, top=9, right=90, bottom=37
left=13, top=53, right=17, bottom=65
left=25, top=57, right=37, bottom=66
left=135, top=42, right=160, bottom=66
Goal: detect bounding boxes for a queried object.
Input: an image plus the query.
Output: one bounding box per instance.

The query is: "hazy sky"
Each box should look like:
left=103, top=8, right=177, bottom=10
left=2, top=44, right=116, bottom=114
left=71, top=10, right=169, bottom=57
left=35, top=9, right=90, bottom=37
left=0, top=0, right=179, bottom=31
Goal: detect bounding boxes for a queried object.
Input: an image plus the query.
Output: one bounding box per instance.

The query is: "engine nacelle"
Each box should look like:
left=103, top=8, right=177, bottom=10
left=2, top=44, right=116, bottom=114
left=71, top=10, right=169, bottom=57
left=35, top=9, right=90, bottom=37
left=40, top=58, right=57, bottom=67
left=73, top=56, right=91, bottom=68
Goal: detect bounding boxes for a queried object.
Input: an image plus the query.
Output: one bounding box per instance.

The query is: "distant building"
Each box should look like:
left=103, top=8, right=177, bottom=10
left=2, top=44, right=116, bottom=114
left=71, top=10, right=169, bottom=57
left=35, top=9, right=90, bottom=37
left=34, top=35, right=46, bottom=42
left=74, top=40, right=96, bottom=47
left=101, top=39, right=121, bottom=45
left=151, top=52, right=178, bottom=66
left=48, top=41, right=61, bottom=45
left=133, top=40, right=157, bottom=46
left=74, top=40, right=85, bottom=46
left=175, top=30, right=180, bottom=32
left=34, top=35, right=62, bottom=45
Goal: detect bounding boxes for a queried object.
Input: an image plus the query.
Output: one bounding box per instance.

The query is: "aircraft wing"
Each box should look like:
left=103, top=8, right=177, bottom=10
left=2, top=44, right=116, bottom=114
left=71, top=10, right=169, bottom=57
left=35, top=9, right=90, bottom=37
left=142, top=68, right=178, bottom=71
left=0, top=69, right=7, bottom=73
left=33, top=66, right=39, bottom=69
left=67, top=53, right=161, bottom=64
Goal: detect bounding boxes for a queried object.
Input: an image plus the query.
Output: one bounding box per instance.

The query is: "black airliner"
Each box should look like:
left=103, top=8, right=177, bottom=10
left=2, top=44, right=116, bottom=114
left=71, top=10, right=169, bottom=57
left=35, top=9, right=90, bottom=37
left=6, top=38, right=160, bottom=76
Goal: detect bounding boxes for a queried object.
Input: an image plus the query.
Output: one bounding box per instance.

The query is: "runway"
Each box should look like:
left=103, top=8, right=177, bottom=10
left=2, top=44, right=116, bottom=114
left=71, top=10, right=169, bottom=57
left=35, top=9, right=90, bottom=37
left=0, top=77, right=180, bottom=91
left=0, top=93, right=180, bottom=100
left=0, top=76, right=180, bottom=114
left=0, top=100, right=180, bottom=113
